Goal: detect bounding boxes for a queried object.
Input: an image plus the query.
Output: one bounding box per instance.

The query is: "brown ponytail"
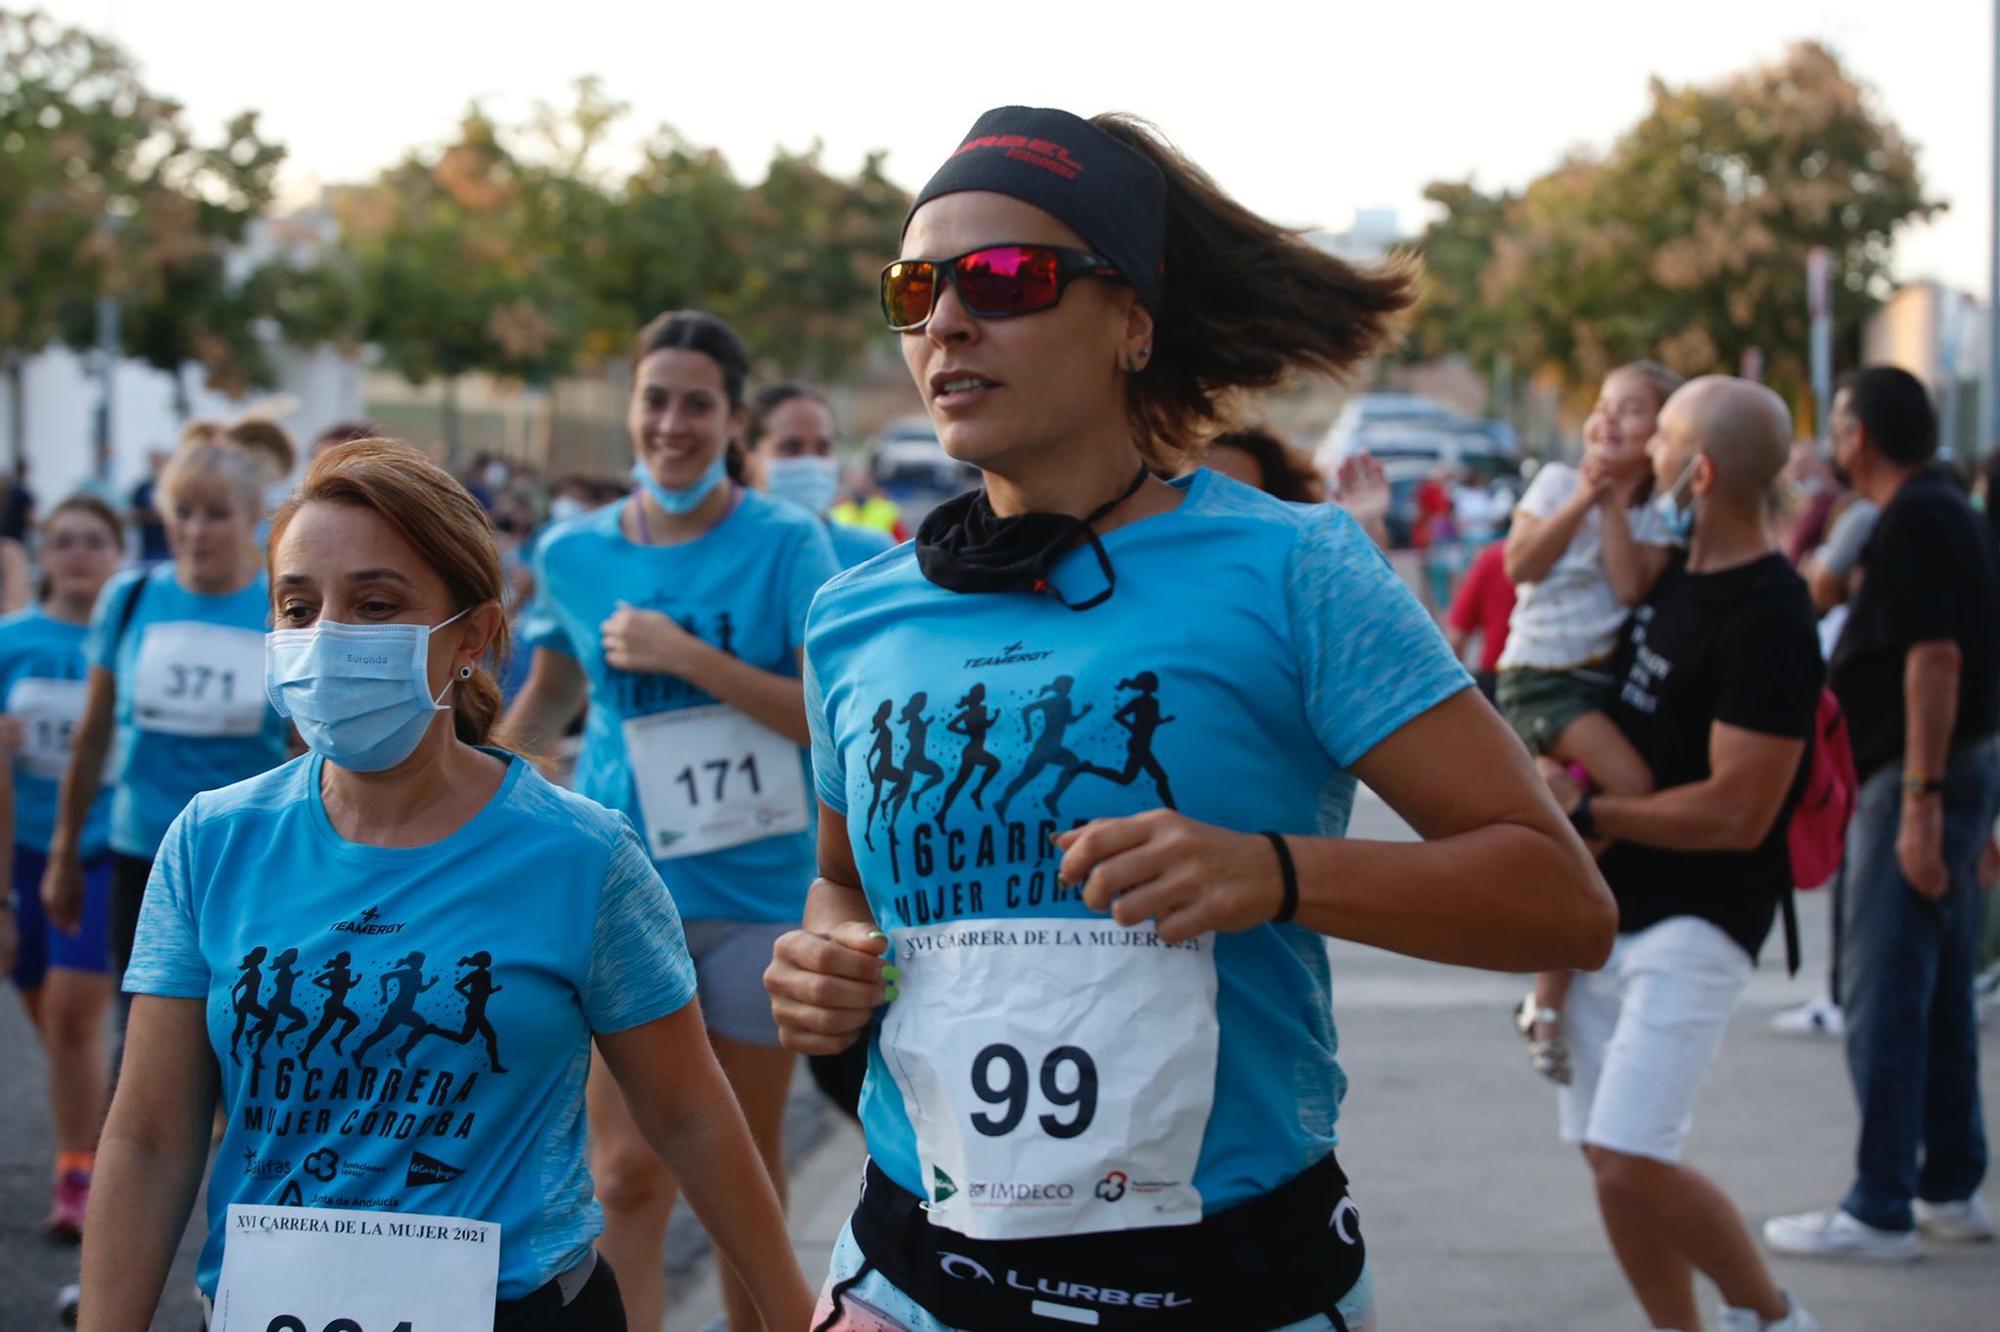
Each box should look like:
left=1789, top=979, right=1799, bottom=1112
left=1089, top=114, right=1419, bottom=469
left=268, top=439, right=510, bottom=748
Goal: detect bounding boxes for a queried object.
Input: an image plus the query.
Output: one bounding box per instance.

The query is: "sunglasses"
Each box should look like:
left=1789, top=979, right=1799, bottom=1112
left=880, top=244, right=1123, bottom=332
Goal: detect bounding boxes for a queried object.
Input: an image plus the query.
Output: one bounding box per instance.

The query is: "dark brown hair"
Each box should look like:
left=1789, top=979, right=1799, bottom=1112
left=37, top=494, right=125, bottom=602
left=268, top=439, right=509, bottom=748
left=1203, top=426, right=1325, bottom=503
left=1612, top=360, right=1686, bottom=413
left=746, top=382, right=828, bottom=450
left=1090, top=114, right=1418, bottom=468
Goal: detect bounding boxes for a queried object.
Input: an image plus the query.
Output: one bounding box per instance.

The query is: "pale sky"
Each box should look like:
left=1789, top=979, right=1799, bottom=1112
left=46, top=0, right=1997, bottom=297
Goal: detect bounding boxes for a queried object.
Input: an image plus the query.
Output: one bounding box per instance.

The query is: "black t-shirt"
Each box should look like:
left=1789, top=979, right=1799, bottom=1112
left=1599, top=553, right=1822, bottom=959
left=1831, top=468, right=2000, bottom=780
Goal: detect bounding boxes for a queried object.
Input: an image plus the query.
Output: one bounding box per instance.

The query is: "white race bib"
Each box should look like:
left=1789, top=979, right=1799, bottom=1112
left=622, top=702, right=809, bottom=859
left=211, top=1204, right=499, bottom=1332
left=880, top=917, right=1219, bottom=1240
left=132, top=621, right=267, bottom=738
left=7, top=677, right=89, bottom=780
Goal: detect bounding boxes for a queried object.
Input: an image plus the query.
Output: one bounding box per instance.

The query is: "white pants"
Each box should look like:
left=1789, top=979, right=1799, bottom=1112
left=1557, top=915, right=1751, bottom=1164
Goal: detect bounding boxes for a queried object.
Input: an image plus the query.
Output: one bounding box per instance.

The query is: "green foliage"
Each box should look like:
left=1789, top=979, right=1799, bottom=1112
left=1406, top=42, right=1941, bottom=411
left=1, top=8, right=284, bottom=410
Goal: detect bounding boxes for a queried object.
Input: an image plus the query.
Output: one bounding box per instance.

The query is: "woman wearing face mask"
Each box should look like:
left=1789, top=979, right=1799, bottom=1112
left=78, top=439, right=811, bottom=1332
left=0, top=497, right=125, bottom=1239
left=42, top=438, right=290, bottom=1046
left=764, top=107, right=1615, bottom=1332
left=505, top=311, right=839, bottom=1332
left=748, top=382, right=897, bottom=568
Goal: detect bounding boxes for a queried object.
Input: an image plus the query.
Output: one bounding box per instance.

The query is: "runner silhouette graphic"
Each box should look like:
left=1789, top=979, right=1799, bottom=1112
left=427, top=951, right=509, bottom=1073
left=886, top=692, right=947, bottom=821
left=1067, top=671, right=1178, bottom=809
left=226, top=947, right=269, bottom=1065
left=250, top=947, right=312, bottom=1058
left=299, top=951, right=362, bottom=1062
left=353, top=950, right=438, bottom=1068
left=935, top=683, right=1003, bottom=829
left=995, top=676, right=1095, bottom=819
left=862, top=698, right=902, bottom=850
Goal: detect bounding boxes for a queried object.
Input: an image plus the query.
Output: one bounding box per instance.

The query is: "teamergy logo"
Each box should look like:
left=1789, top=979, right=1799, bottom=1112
left=963, top=640, right=1055, bottom=669
left=329, top=905, right=406, bottom=936
left=935, top=1253, right=1193, bottom=1310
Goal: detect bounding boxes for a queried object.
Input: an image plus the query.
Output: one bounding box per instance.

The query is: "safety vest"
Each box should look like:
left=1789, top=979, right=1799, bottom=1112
left=830, top=496, right=902, bottom=537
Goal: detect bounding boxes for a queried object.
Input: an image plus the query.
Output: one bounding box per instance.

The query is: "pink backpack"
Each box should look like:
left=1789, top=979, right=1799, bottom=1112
left=1789, top=689, right=1858, bottom=891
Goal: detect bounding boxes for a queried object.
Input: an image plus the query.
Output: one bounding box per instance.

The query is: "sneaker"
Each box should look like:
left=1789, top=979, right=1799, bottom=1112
left=1914, top=1194, right=1996, bottom=1242
left=1769, top=995, right=1844, bottom=1037
left=43, top=1168, right=89, bottom=1243
left=1719, top=1291, right=1819, bottom=1330
left=1764, top=1206, right=1917, bottom=1261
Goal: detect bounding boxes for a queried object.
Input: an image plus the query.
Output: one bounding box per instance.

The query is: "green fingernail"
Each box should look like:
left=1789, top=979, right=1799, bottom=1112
left=868, top=930, right=888, bottom=940
left=884, top=985, right=900, bottom=1002
left=882, top=965, right=901, bottom=981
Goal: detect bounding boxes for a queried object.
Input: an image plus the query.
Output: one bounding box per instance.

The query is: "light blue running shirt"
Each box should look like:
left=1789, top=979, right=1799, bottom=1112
left=0, top=606, right=110, bottom=856
left=122, top=750, right=696, bottom=1300
left=531, top=489, right=840, bottom=922
left=85, top=565, right=289, bottom=859
left=828, top=519, right=895, bottom=570
left=805, top=470, right=1470, bottom=1222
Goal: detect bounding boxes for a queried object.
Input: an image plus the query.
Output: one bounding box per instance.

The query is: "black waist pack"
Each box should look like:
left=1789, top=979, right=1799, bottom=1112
left=841, top=1151, right=1365, bottom=1331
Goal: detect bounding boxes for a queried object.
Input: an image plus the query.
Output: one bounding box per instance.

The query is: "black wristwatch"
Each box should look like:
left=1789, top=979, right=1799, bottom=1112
left=1568, top=792, right=1597, bottom=839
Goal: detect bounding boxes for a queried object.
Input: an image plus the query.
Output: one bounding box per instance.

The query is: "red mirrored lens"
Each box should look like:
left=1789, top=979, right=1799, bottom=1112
left=882, top=261, right=938, bottom=329
left=954, top=246, right=1061, bottom=317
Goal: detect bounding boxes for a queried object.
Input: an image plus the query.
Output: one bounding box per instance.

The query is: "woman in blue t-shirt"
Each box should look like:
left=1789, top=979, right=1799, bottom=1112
left=765, top=107, right=1618, bottom=1332
left=504, top=311, right=839, bottom=1332
left=0, top=495, right=125, bottom=1239
left=43, top=438, right=291, bottom=1038
left=745, top=382, right=897, bottom=570
left=80, top=438, right=812, bottom=1332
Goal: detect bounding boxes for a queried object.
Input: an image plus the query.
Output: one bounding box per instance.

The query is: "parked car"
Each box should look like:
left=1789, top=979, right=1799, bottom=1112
left=869, top=417, right=979, bottom=522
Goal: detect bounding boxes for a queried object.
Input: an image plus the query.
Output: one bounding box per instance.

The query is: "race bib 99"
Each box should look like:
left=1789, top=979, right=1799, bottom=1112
left=880, top=917, right=1219, bottom=1240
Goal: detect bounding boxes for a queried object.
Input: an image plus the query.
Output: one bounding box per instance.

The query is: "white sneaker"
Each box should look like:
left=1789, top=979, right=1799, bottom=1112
left=1764, top=1206, right=1918, bottom=1261
left=1769, top=995, right=1844, bottom=1037
left=1914, top=1194, right=1996, bottom=1241
left=1719, top=1291, right=1819, bottom=1331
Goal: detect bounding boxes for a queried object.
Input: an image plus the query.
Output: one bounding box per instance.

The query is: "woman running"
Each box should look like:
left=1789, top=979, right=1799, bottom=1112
left=0, top=495, right=125, bottom=1239
left=82, top=438, right=811, bottom=1332
left=43, top=437, right=291, bottom=1050
left=505, top=311, right=839, bottom=1332
left=766, top=106, right=1614, bottom=1332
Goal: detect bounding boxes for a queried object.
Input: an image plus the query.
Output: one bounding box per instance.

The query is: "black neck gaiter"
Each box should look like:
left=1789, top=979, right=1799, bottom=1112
left=915, top=466, right=1150, bottom=612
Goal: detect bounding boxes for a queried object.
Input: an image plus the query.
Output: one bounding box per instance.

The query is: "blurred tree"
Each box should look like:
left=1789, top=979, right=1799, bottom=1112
left=1, top=8, right=284, bottom=442
left=1408, top=41, right=1941, bottom=416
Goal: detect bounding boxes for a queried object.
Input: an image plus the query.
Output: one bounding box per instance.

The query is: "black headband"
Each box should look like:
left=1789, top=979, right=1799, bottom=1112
left=906, top=106, right=1167, bottom=313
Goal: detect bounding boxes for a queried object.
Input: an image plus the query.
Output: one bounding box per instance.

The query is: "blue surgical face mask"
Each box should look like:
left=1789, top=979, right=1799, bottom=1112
left=1652, top=458, right=1700, bottom=542
left=548, top=495, right=590, bottom=524
left=265, top=610, right=469, bottom=773
left=764, top=456, right=841, bottom=517
left=632, top=456, right=726, bottom=516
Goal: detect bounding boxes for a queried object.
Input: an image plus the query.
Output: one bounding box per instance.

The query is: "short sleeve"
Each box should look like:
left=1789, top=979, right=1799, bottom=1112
left=1289, top=506, right=1473, bottom=767
left=1716, top=591, right=1823, bottom=740
left=83, top=569, right=143, bottom=671
left=580, top=822, right=698, bottom=1033
left=122, top=804, right=209, bottom=999
left=784, top=523, right=842, bottom=656
left=1866, top=503, right=1959, bottom=647
left=804, top=646, right=847, bottom=815
left=1514, top=463, right=1578, bottom=522
left=515, top=598, right=575, bottom=660
left=1816, top=500, right=1880, bottom=580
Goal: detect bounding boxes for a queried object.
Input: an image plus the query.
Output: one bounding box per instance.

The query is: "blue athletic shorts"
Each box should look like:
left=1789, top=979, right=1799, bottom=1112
left=8, top=844, right=114, bottom=991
